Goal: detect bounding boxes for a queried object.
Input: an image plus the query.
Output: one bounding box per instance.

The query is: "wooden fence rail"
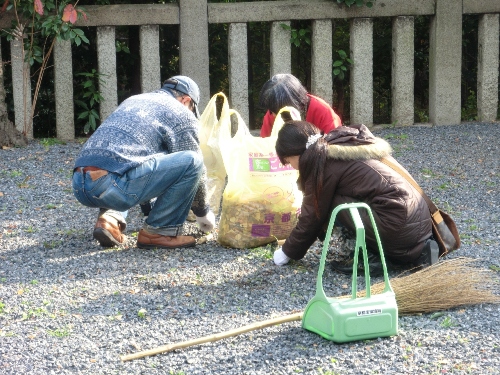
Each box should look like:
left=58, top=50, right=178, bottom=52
left=0, top=0, right=498, bottom=140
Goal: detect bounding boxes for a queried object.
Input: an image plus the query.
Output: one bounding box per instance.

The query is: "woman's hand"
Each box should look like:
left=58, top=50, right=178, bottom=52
left=273, top=247, right=290, bottom=266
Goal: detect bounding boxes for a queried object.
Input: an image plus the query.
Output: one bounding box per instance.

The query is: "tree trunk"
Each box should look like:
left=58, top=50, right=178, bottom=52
left=0, top=59, right=27, bottom=147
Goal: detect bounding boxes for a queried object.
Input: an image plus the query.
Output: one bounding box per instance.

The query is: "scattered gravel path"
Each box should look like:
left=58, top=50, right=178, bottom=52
left=0, top=122, right=499, bottom=375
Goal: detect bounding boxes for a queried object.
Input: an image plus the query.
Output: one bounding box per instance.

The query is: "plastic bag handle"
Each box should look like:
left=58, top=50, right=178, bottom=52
left=270, top=106, right=301, bottom=137
left=200, top=92, right=230, bottom=139
left=217, top=108, right=260, bottom=187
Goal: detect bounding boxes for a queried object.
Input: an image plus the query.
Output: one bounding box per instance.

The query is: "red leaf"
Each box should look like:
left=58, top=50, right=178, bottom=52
left=78, top=9, right=88, bottom=21
left=62, top=4, right=77, bottom=24
left=1, top=1, right=10, bottom=14
left=34, top=0, right=43, bottom=15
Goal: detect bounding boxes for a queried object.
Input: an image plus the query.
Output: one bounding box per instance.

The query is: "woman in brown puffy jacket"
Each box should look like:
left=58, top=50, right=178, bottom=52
left=273, top=120, right=439, bottom=274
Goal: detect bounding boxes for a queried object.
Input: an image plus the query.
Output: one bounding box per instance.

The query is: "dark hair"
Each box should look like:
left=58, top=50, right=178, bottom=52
left=275, top=120, right=328, bottom=216
left=258, top=74, right=309, bottom=115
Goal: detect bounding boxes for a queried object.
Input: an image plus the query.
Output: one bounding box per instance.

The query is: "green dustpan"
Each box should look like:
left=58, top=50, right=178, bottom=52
left=302, top=202, right=398, bottom=343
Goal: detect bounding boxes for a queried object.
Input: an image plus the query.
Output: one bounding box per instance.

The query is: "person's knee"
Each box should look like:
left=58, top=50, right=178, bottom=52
left=184, top=150, right=204, bottom=174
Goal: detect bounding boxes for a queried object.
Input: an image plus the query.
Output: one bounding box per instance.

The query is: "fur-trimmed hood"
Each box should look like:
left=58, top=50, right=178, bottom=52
left=283, top=125, right=430, bottom=264
left=326, top=137, right=392, bottom=161
left=324, top=124, right=392, bottom=161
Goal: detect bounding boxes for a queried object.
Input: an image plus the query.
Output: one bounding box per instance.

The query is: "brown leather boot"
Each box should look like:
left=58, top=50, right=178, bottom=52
left=93, top=217, right=125, bottom=247
left=137, top=229, right=196, bottom=249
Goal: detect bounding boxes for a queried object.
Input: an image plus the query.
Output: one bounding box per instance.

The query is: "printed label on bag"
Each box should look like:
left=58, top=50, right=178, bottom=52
left=250, top=209, right=299, bottom=238
left=251, top=224, right=271, bottom=237
left=248, top=155, right=294, bottom=172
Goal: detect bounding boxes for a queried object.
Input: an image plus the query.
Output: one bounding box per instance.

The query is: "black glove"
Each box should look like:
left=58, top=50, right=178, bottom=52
left=140, top=201, right=152, bottom=217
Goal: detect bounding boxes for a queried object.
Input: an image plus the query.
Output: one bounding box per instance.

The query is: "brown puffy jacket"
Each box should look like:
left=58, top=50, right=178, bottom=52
left=282, top=127, right=432, bottom=264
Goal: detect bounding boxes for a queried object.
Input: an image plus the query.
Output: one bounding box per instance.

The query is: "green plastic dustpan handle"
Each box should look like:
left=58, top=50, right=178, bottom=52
left=314, top=203, right=393, bottom=300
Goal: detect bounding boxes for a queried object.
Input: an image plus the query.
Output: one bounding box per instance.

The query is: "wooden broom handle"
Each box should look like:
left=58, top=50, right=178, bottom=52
left=120, top=312, right=303, bottom=361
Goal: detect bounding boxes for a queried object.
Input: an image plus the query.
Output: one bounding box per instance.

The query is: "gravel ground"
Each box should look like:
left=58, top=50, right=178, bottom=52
left=0, top=122, right=499, bottom=375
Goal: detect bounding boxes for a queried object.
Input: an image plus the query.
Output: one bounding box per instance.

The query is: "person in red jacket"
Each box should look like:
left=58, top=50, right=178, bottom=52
left=258, top=73, right=342, bottom=137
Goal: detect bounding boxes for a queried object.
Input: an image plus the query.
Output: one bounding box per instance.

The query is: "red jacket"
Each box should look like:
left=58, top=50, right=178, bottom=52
left=260, top=94, right=342, bottom=137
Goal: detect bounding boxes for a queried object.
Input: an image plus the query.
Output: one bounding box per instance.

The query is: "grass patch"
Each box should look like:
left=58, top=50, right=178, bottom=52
left=383, top=133, right=409, bottom=141
left=43, top=240, right=63, bottom=249
left=47, top=327, right=71, bottom=338
left=22, top=307, right=48, bottom=320
left=246, top=244, right=274, bottom=260
left=39, top=138, right=66, bottom=149
left=421, top=168, right=438, bottom=178
left=440, top=316, right=458, bottom=328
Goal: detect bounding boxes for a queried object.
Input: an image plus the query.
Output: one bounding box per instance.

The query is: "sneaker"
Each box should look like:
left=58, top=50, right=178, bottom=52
left=331, top=250, right=384, bottom=277
left=137, top=229, right=196, bottom=249
left=415, top=238, right=439, bottom=267
left=93, top=217, right=126, bottom=247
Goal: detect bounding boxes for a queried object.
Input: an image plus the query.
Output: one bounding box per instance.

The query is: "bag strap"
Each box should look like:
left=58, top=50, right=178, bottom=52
left=270, top=106, right=302, bottom=137
left=380, top=158, right=444, bottom=225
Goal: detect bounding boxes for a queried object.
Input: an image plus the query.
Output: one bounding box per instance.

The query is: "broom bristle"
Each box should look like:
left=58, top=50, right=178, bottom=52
left=346, top=257, right=500, bottom=315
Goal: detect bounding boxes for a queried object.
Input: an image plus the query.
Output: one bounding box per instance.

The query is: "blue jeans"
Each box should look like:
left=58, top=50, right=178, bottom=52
left=72, top=151, right=203, bottom=236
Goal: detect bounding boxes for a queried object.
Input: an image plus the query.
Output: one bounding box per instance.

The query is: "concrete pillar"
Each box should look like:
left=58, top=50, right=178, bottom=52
left=179, top=0, right=210, bottom=111
left=97, top=26, right=117, bottom=123
left=270, top=21, right=291, bottom=77
left=477, top=14, right=499, bottom=122
left=311, top=19, right=333, bottom=106
left=228, top=23, right=249, bottom=125
left=54, top=39, right=74, bottom=140
left=429, top=0, right=462, bottom=125
left=391, top=16, right=414, bottom=126
left=349, top=18, right=373, bottom=126
left=140, top=25, right=161, bottom=93
left=10, top=39, right=32, bottom=138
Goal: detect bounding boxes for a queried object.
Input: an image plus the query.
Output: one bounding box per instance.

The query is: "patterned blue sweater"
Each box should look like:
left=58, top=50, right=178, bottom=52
left=74, top=89, right=209, bottom=217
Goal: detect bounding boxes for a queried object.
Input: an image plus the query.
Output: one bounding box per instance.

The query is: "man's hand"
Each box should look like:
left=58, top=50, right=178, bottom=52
left=196, top=211, right=215, bottom=233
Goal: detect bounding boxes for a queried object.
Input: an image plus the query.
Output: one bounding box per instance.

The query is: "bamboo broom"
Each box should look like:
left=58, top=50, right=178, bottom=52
left=120, top=257, right=500, bottom=361
left=355, top=257, right=500, bottom=315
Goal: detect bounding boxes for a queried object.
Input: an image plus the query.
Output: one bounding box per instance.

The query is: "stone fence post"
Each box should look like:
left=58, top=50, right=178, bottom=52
left=140, top=25, right=161, bottom=93
left=429, top=0, right=462, bottom=125
left=229, top=23, right=249, bottom=125
left=391, top=16, right=414, bottom=126
left=179, top=0, right=210, bottom=112
left=97, top=26, right=118, bottom=123
left=477, top=14, right=499, bottom=122
left=10, top=39, right=32, bottom=138
left=54, top=39, right=74, bottom=140
left=350, top=18, right=373, bottom=126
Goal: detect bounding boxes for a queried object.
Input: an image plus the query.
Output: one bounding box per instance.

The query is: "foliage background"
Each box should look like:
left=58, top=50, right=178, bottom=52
left=0, top=0, right=486, bottom=137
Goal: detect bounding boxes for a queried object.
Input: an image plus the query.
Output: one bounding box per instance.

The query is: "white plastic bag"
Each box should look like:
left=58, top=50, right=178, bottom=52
left=217, top=107, right=303, bottom=248
left=198, top=92, right=230, bottom=215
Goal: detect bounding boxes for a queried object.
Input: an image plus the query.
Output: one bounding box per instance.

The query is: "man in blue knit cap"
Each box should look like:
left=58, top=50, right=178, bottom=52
left=72, top=76, right=215, bottom=249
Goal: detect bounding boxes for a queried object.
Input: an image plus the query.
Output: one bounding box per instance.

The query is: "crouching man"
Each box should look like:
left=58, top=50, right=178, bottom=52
left=72, top=75, right=215, bottom=249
